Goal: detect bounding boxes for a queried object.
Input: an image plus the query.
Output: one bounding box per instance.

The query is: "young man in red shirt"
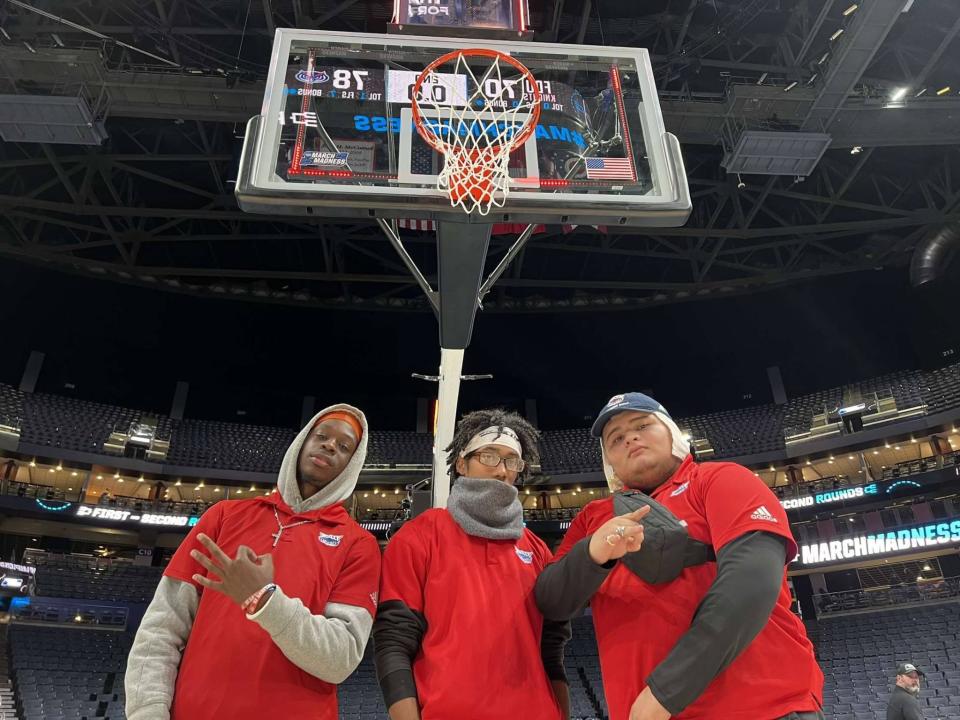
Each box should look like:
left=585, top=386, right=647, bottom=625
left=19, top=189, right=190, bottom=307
left=536, top=392, right=824, bottom=720
left=125, top=404, right=381, bottom=720
left=373, top=409, right=570, bottom=720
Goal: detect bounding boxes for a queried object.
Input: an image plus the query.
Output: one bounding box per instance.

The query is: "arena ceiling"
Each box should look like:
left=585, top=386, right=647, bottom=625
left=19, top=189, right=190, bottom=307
left=1, top=0, right=959, bottom=312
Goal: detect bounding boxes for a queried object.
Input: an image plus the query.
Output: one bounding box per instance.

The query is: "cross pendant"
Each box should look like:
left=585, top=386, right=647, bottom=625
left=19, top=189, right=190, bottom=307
left=271, top=529, right=282, bottom=547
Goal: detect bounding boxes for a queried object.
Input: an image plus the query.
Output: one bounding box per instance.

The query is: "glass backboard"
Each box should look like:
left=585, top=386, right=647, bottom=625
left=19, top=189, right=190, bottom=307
left=235, top=29, right=691, bottom=227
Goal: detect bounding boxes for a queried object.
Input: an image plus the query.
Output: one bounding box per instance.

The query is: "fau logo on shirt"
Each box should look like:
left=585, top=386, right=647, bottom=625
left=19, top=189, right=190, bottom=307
left=514, top=546, right=534, bottom=564
left=318, top=532, right=343, bottom=547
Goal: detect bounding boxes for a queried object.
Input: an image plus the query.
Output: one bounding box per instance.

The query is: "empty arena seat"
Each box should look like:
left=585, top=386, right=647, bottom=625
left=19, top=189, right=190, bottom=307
left=19, top=393, right=153, bottom=454
left=29, top=552, right=163, bottom=604
left=816, top=601, right=960, bottom=720
left=9, top=625, right=131, bottom=720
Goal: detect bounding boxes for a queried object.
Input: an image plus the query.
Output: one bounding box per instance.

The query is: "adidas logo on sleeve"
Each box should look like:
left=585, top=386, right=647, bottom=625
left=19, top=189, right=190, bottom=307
left=750, top=505, right=778, bottom=523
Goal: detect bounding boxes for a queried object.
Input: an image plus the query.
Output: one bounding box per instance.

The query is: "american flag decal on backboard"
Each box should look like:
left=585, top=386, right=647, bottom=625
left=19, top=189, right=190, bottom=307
left=584, top=156, right=635, bottom=180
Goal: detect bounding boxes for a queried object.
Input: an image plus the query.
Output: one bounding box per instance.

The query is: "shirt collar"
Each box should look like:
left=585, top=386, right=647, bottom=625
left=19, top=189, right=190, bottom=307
left=649, top=455, right=696, bottom=498
left=254, top=489, right=348, bottom=522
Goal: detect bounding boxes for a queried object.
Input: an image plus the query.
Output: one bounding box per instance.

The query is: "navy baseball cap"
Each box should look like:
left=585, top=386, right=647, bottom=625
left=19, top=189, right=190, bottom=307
left=591, top=392, right=670, bottom=438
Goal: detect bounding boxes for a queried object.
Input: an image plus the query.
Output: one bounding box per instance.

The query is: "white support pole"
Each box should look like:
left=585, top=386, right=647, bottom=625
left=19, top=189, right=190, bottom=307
left=431, top=347, right=464, bottom=508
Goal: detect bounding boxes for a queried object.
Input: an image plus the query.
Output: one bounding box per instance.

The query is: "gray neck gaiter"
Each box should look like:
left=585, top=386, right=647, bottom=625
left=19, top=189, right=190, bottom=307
left=446, top=477, right=524, bottom=540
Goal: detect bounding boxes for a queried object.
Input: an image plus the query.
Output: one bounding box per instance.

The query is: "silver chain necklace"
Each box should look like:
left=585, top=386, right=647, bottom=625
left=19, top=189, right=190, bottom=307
left=272, top=505, right=314, bottom=547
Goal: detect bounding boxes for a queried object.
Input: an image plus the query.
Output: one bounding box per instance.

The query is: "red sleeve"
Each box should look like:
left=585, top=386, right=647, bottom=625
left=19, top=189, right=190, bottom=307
left=327, top=530, right=382, bottom=617
left=379, top=517, right=431, bottom=613
left=552, top=503, right=596, bottom=561
left=695, top=463, right=798, bottom=559
left=163, top=501, right=226, bottom=589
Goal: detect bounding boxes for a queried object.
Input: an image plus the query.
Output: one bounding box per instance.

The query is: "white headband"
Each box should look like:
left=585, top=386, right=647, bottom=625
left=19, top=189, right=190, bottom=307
left=460, top=426, right=523, bottom=458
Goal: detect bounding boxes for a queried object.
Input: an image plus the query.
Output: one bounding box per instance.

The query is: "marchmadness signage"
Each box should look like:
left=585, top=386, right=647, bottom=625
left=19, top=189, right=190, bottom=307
left=797, top=518, right=960, bottom=566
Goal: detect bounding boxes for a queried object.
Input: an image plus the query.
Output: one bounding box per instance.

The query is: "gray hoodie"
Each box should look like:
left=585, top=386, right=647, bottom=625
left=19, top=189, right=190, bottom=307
left=125, top=404, right=374, bottom=720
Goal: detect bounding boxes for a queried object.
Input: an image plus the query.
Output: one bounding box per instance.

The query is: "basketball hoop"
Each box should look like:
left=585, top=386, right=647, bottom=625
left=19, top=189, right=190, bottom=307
left=411, top=48, right=542, bottom=215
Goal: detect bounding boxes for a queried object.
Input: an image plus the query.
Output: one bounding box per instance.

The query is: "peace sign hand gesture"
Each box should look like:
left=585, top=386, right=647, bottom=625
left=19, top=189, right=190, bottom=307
left=190, top=533, right=275, bottom=606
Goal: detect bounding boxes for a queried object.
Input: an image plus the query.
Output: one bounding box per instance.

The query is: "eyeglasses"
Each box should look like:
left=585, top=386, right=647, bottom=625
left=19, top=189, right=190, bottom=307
left=467, top=450, right=525, bottom=473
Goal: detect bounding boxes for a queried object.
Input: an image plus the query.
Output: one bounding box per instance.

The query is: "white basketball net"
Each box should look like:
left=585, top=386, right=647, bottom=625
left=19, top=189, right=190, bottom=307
left=414, top=52, right=540, bottom=215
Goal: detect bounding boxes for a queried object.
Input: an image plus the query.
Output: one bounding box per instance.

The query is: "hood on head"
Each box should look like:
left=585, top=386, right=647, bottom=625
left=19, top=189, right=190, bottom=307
left=277, top=403, right=368, bottom=513
left=599, top=411, right=690, bottom=492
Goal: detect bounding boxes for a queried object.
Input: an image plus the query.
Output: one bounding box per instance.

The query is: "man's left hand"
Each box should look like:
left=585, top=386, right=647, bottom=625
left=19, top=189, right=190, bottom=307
left=190, top=533, right=274, bottom=606
left=629, top=687, right=671, bottom=720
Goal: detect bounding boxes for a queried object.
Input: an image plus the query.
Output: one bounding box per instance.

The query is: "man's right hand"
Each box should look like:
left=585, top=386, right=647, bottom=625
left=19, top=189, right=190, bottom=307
left=588, top=506, right=651, bottom=565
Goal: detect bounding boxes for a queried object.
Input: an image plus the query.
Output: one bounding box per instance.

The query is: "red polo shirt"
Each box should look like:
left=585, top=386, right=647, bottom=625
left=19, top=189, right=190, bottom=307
left=554, top=457, right=823, bottom=720
left=163, top=493, right=381, bottom=720
left=379, top=509, right=562, bottom=720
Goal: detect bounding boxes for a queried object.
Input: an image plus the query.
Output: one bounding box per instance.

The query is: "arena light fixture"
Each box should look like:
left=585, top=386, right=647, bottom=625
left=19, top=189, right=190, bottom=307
left=214, top=487, right=221, bottom=493
left=29, top=458, right=36, bottom=467
left=96, top=475, right=102, bottom=480
left=818, top=52, right=829, bottom=64
left=48, top=468, right=54, bottom=473
left=843, top=3, right=858, bottom=15
left=807, top=73, right=819, bottom=85
left=0, top=27, right=11, bottom=41
left=56, top=463, right=62, bottom=471
left=138, top=475, right=144, bottom=482
left=756, top=72, right=767, bottom=85
left=915, top=88, right=927, bottom=97
left=830, top=29, right=844, bottom=41
left=174, top=479, right=181, bottom=486
left=890, top=87, right=907, bottom=102
left=783, top=81, right=798, bottom=92
left=937, top=86, right=951, bottom=96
